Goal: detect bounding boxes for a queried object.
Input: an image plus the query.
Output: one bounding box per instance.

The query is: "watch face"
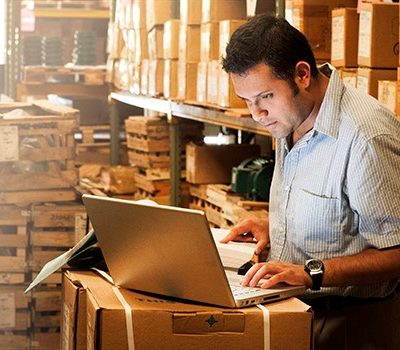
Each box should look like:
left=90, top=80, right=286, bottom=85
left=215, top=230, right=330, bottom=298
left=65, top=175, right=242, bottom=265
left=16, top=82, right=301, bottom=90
left=307, top=259, right=323, bottom=271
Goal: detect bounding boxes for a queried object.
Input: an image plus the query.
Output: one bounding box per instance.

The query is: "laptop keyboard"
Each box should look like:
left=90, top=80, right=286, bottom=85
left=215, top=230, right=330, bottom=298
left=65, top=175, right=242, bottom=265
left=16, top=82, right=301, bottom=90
left=230, top=284, right=269, bottom=298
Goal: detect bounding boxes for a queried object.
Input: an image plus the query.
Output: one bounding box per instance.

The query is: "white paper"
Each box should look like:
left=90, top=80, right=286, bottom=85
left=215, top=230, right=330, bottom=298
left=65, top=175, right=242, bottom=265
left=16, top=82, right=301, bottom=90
left=0, top=125, right=19, bottom=162
left=211, top=228, right=256, bottom=270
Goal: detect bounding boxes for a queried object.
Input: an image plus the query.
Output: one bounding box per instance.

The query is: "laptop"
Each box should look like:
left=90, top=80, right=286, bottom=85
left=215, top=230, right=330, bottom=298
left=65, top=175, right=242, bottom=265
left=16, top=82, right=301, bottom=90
left=82, top=194, right=305, bottom=308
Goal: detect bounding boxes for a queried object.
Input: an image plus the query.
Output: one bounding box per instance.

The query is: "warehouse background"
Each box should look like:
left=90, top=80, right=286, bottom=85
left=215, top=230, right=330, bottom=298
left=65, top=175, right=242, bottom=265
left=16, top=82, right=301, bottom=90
left=0, top=0, right=399, bottom=349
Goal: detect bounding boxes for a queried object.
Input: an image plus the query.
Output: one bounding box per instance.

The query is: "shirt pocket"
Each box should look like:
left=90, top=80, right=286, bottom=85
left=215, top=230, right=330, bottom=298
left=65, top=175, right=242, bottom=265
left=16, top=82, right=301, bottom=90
left=291, top=189, right=343, bottom=254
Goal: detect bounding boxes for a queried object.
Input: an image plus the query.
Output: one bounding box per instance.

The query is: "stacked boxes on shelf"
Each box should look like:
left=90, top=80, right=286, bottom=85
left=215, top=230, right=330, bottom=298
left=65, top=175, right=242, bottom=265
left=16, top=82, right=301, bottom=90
left=331, top=2, right=399, bottom=116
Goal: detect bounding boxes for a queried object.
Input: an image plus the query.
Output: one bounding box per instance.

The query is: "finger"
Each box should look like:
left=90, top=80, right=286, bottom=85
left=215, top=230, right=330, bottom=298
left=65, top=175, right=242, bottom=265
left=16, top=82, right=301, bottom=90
left=248, top=264, right=270, bottom=287
left=241, top=263, right=264, bottom=286
left=260, top=273, right=285, bottom=289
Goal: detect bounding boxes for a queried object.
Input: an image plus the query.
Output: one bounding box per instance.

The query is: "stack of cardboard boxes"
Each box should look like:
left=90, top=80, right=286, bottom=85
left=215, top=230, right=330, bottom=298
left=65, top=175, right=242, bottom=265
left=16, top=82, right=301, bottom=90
left=331, top=1, right=399, bottom=115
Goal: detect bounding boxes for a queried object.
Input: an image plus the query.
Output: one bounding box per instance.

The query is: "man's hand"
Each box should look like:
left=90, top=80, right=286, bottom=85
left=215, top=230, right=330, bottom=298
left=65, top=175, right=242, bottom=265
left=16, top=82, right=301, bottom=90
left=220, top=218, right=269, bottom=254
left=242, top=261, right=313, bottom=289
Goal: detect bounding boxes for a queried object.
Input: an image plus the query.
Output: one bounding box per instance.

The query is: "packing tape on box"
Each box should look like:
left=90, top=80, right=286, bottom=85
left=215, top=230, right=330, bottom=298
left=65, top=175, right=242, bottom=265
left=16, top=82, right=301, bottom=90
left=112, top=286, right=136, bottom=350
left=256, top=304, right=271, bottom=350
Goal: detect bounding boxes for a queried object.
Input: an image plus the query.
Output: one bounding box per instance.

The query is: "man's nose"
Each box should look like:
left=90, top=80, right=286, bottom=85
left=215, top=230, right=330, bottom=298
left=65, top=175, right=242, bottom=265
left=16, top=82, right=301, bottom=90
left=250, top=103, right=268, bottom=122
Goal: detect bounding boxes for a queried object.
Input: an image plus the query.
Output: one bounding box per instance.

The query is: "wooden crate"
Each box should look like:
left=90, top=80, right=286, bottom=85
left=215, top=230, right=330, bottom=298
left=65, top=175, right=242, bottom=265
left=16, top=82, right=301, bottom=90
left=125, top=116, right=169, bottom=138
left=30, top=202, right=88, bottom=248
left=0, top=206, right=28, bottom=275
left=28, top=248, right=69, bottom=273
left=76, top=143, right=129, bottom=166
left=128, top=149, right=170, bottom=168
left=126, top=134, right=170, bottom=153
left=30, top=330, right=60, bottom=350
left=0, top=100, right=79, bottom=192
left=0, top=189, right=77, bottom=206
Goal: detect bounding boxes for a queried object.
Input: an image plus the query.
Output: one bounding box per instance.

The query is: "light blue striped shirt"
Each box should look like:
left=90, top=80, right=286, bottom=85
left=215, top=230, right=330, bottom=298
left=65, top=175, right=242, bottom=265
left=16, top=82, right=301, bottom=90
left=269, top=64, right=400, bottom=298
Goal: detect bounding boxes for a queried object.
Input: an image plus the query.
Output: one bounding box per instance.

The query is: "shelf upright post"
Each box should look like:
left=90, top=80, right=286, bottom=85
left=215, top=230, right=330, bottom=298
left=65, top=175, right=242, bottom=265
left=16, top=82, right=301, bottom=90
left=276, top=0, right=285, bottom=18
left=168, top=105, right=181, bottom=207
left=109, top=98, right=120, bottom=165
left=5, top=0, right=21, bottom=99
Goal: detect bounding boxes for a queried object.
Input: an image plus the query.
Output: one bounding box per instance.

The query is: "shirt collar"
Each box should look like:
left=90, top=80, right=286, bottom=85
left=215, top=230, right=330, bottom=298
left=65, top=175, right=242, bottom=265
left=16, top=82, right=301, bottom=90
left=313, top=63, right=345, bottom=140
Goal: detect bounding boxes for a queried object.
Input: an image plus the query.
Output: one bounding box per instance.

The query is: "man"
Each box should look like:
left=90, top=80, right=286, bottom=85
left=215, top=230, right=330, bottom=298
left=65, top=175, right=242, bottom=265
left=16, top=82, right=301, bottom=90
left=221, top=15, right=400, bottom=349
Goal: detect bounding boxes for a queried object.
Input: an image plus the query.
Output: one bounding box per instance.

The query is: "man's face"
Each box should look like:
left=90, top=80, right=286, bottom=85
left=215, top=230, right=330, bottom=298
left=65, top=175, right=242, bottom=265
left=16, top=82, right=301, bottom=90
left=231, top=62, right=313, bottom=139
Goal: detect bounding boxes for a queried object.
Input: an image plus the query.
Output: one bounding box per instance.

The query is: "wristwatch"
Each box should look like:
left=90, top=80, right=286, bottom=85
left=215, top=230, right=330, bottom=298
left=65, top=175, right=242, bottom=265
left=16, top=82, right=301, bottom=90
left=304, top=259, right=324, bottom=291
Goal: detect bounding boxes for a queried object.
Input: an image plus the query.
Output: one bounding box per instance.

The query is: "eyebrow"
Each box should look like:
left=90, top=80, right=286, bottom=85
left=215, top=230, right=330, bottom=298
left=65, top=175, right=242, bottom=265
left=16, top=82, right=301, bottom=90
left=237, top=90, right=272, bottom=100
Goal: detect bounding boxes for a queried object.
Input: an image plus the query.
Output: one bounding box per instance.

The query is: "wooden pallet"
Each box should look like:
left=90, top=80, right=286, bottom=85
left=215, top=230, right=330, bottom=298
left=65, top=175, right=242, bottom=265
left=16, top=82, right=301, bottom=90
left=28, top=247, right=69, bottom=273
left=76, top=142, right=129, bottom=166
left=0, top=189, right=77, bottom=206
left=23, top=66, right=106, bottom=86
left=128, top=149, right=170, bottom=168
left=126, top=134, right=170, bottom=153
left=30, top=330, right=60, bottom=350
left=76, top=124, right=111, bottom=144
left=125, top=116, right=169, bottom=137
left=0, top=206, right=28, bottom=275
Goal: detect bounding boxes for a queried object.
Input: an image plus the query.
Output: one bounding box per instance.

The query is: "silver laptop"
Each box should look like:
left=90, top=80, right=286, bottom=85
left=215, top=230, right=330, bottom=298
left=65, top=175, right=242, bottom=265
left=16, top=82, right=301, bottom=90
left=82, top=194, right=305, bottom=308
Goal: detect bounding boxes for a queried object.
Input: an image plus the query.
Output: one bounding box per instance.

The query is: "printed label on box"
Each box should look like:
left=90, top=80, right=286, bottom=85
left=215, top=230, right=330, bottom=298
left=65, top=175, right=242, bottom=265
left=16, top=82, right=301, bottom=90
left=358, top=11, right=372, bottom=58
left=332, top=16, right=345, bottom=61
left=0, top=292, right=16, bottom=328
left=357, top=75, right=369, bottom=95
left=0, top=126, right=19, bottom=162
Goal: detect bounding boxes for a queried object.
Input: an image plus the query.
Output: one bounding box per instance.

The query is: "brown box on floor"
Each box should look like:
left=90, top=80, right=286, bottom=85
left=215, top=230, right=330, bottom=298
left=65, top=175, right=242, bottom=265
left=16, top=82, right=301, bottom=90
left=186, top=143, right=261, bottom=184
left=62, top=270, right=313, bottom=350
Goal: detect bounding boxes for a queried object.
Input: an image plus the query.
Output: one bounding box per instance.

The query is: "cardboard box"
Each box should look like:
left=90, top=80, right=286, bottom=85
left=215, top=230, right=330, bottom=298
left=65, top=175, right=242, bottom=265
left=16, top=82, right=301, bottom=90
left=179, top=24, right=201, bottom=62
left=378, top=80, right=397, bottom=114
left=62, top=270, right=313, bottom=350
left=148, top=59, right=164, bottom=97
left=219, top=19, right=246, bottom=58
left=130, top=63, right=141, bottom=95
left=134, top=29, right=148, bottom=64
left=247, top=0, right=276, bottom=17
left=201, top=22, right=220, bottom=61
left=207, top=60, right=220, bottom=105
left=286, top=0, right=358, bottom=61
left=148, top=25, right=164, bottom=60
left=202, top=0, right=247, bottom=23
left=140, top=59, right=149, bottom=95
left=331, top=7, right=359, bottom=68
left=186, top=143, right=261, bottom=184
left=146, top=0, right=174, bottom=31
left=356, top=67, right=397, bottom=98
left=197, top=61, right=208, bottom=103
left=178, top=61, right=198, bottom=100
left=133, top=0, right=146, bottom=30
left=219, top=68, right=247, bottom=108
left=180, top=0, right=202, bottom=24
left=163, top=59, right=179, bottom=99
left=358, top=3, right=399, bottom=68
left=339, top=67, right=358, bottom=87
left=163, top=19, right=180, bottom=59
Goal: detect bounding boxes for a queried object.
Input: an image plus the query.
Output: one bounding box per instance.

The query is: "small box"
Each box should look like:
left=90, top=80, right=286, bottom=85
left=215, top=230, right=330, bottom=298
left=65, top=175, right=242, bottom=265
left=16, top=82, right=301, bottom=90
left=179, top=24, right=201, bottom=62
left=178, top=61, right=198, bottom=101
left=200, top=22, right=220, bottom=61
left=219, top=68, right=247, bottom=108
left=163, top=19, right=180, bottom=59
left=141, top=59, right=150, bottom=95
left=133, top=0, right=146, bottom=30
left=134, top=29, right=148, bottom=64
left=130, top=63, right=141, bottom=95
left=331, top=7, right=359, bottom=68
left=202, top=0, right=247, bottom=23
left=207, top=60, right=220, bottom=105
left=180, top=0, right=202, bottom=24
left=339, top=67, right=358, bottom=88
left=148, top=59, right=164, bottom=97
left=148, top=25, right=164, bottom=60
left=219, top=19, right=246, bottom=58
left=197, top=61, right=208, bottom=103
left=146, top=0, right=173, bottom=31
left=378, top=80, right=397, bottom=114
left=163, top=59, right=178, bottom=99
left=356, top=67, right=397, bottom=98
left=186, top=142, right=261, bottom=184
left=358, top=3, right=399, bottom=68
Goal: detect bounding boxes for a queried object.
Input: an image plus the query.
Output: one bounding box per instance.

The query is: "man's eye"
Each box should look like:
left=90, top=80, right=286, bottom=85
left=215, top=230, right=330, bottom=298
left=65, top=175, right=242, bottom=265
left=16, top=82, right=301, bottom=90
left=261, top=93, right=272, bottom=99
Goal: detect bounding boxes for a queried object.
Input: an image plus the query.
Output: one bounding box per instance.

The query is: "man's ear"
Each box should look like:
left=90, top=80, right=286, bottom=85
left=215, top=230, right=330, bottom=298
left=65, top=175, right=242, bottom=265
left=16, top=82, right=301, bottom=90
left=294, top=61, right=311, bottom=88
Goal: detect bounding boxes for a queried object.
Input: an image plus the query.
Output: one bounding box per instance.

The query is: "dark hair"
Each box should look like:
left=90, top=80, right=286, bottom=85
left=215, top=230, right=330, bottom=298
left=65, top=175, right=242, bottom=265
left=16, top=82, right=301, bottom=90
left=222, top=15, right=318, bottom=82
